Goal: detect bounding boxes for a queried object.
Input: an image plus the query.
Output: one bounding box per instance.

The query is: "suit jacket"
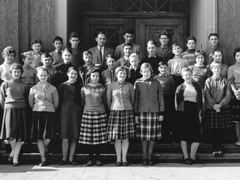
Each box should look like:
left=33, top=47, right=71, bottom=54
left=102, top=68, right=116, bottom=86
left=156, top=45, right=174, bottom=62
left=89, top=46, right=114, bottom=70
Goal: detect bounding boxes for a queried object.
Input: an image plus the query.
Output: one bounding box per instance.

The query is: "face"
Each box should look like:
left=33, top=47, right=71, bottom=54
left=62, top=51, right=72, bottom=64
left=209, top=35, right=219, bottom=47
left=235, top=52, right=240, bottom=63
left=123, top=45, right=132, bottom=56
left=123, top=33, right=134, bottom=43
left=211, top=66, right=221, bottom=76
left=96, top=34, right=106, bottom=47
left=187, top=40, right=196, bottom=50
left=172, top=46, right=182, bottom=55
left=67, top=69, right=78, bottom=82
left=37, top=70, right=49, bottom=83
left=41, top=57, right=53, bottom=67
left=117, top=70, right=127, bottom=82
left=12, top=69, right=22, bottom=80
left=4, top=53, right=15, bottom=64
left=83, top=54, right=92, bottom=65
left=69, top=37, right=80, bottom=49
left=147, top=43, right=156, bottom=56
left=31, top=43, right=42, bottom=53
left=23, top=55, right=33, bottom=66
left=90, top=72, right=100, bottom=84
left=141, top=67, right=151, bottom=79
left=106, top=58, right=116, bottom=69
left=53, top=40, right=63, bottom=51
left=159, top=35, right=169, bottom=46
left=182, top=70, right=192, bottom=82
left=159, top=65, right=168, bottom=75
left=213, top=51, right=222, bottom=63
left=129, top=57, right=139, bottom=67
left=195, top=54, right=205, bottom=65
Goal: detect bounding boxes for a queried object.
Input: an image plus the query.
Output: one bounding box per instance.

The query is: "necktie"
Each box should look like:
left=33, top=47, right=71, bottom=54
left=99, top=47, right=103, bottom=63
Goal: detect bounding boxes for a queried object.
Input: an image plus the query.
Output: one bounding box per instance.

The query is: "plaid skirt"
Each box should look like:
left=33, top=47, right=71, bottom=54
left=136, top=112, right=162, bottom=141
left=0, top=108, right=28, bottom=140
left=204, top=108, right=232, bottom=130
left=30, top=112, right=56, bottom=140
left=79, top=111, right=108, bottom=145
left=229, top=98, right=240, bottom=122
left=107, top=110, right=135, bottom=140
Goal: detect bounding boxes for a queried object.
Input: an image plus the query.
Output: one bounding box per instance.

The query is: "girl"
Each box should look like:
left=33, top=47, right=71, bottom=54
left=0, top=63, right=29, bottom=166
left=204, top=61, right=232, bottom=157
left=107, top=66, right=135, bottom=166
left=58, top=66, right=82, bottom=165
left=134, top=63, right=164, bottom=165
left=21, top=51, right=37, bottom=87
left=79, top=68, right=108, bottom=166
left=175, top=67, right=202, bottom=165
left=228, top=47, right=240, bottom=146
left=29, top=67, right=59, bottom=166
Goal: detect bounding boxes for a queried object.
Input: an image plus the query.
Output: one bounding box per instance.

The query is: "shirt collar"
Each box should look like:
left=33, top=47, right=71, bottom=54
left=159, top=73, right=168, bottom=77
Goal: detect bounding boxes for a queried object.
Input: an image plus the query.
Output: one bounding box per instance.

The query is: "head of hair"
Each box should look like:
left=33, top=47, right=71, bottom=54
left=210, top=61, right=222, bottom=70
left=158, top=61, right=168, bottom=67
left=53, top=36, right=63, bottom=43
left=10, top=63, right=24, bottom=74
left=212, top=48, right=223, bottom=56
left=106, top=54, right=115, bottom=61
left=124, top=28, right=135, bottom=35
left=21, top=51, right=33, bottom=60
left=181, top=67, right=192, bottom=77
left=96, top=31, right=106, bottom=37
left=83, top=50, right=92, bottom=56
left=147, top=40, right=157, bottom=47
left=195, top=50, right=205, bottom=59
left=129, top=53, right=139, bottom=61
left=31, top=39, right=42, bottom=46
left=187, top=36, right=197, bottom=43
left=159, top=31, right=169, bottom=38
left=208, top=33, right=219, bottom=40
left=171, top=43, right=182, bottom=50
left=41, top=53, right=52, bottom=59
left=233, top=47, right=240, bottom=58
left=62, top=48, right=73, bottom=55
left=37, top=66, right=49, bottom=75
left=86, top=68, right=103, bottom=84
left=140, top=62, right=153, bottom=73
left=115, top=66, right=129, bottom=78
left=2, top=46, right=16, bottom=57
left=69, top=32, right=79, bottom=39
left=67, top=66, right=78, bottom=73
left=123, top=42, right=133, bottom=48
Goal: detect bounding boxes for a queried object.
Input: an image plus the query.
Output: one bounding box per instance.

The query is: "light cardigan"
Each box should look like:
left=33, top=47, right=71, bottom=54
left=29, top=82, right=59, bottom=112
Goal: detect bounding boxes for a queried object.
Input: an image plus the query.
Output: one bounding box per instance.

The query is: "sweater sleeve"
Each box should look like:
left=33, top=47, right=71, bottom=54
left=0, top=82, right=6, bottom=109
left=134, top=81, right=139, bottom=114
left=227, top=66, right=234, bottom=85
left=129, top=83, right=135, bottom=107
left=28, top=87, right=35, bottom=109
left=219, top=81, right=231, bottom=106
left=204, top=79, right=216, bottom=107
left=52, top=87, right=59, bottom=109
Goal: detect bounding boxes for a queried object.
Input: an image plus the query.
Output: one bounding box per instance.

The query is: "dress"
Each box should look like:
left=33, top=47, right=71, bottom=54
left=58, top=81, right=82, bottom=139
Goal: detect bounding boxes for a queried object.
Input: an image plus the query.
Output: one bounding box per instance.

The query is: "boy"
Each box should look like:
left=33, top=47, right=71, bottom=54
left=127, top=53, right=141, bottom=85
left=115, top=28, right=142, bottom=59
left=116, top=43, right=132, bottom=67
left=181, top=36, right=197, bottom=65
left=78, top=51, right=97, bottom=86
left=168, top=43, right=189, bottom=89
left=154, top=61, right=175, bottom=142
left=69, top=32, right=84, bottom=68
left=49, top=36, right=64, bottom=66
left=102, top=54, right=116, bottom=87
left=28, top=39, right=43, bottom=68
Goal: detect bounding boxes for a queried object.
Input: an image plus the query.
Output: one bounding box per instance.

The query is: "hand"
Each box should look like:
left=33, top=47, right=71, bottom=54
left=159, top=115, right=163, bottom=122
left=135, top=116, right=140, bottom=124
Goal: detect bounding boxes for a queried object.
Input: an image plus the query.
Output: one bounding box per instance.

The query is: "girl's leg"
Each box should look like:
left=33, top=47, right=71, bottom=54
left=147, top=141, right=155, bottom=160
left=121, top=139, right=129, bottom=162
left=61, top=139, right=69, bottom=161
left=37, top=140, right=46, bottom=162
left=69, top=139, right=77, bottom=162
left=43, top=139, right=50, bottom=152
left=180, top=140, right=189, bottom=159
left=114, top=140, right=122, bottom=162
left=190, top=142, right=199, bottom=160
left=141, top=141, right=148, bottom=159
left=8, top=138, right=16, bottom=158
left=13, top=138, right=23, bottom=164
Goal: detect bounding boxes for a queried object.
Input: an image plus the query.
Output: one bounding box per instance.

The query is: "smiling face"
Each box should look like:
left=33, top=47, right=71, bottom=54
left=12, top=69, right=22, bottom=80
left=67, top=69, right=78, bottom=83
left=123, top=45, right=132, bottom=56
left=159, top=65, right=168, bottom=75
left=41, top=57, right=53, bottom=67
left=211, top=65, right=221, bottom=77
left=62, top=51, right=72, bottom=64
left=147, top=43, right=156, bottom=56
left=141, top=67, right=151, bottom=79
left=37, top=69, right=49, bottom=83
left=195, top=54, right=205, bottom=65
left=90, top=72, right=100, bottom=84
left=4, top=53, right=15, bottom=64
left=172, top=46, right=182, bottom=56
left=236, top=52, right=240, bottom=63
left=116, top=70, right=127, bottom=82
left=23, top=55, right=33, bottom=66
left=106, top=57, right=116, bottom=69
left=182, top=70, right=192, bottom=83
left=31, top=43, right=42, bottom=53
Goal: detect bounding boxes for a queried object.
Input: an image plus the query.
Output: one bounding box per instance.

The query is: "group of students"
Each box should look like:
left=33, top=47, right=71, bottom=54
left=0, top=29, right=240, bottom=168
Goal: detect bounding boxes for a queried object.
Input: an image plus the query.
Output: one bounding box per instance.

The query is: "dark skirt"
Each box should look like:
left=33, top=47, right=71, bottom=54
left=59, top=101, right=82, bottom=139
left=30, top=111, right=56, bottom=140
left=107, top=110, right=135, bottom=140
left=204, top=108, right=232, bottom=130
left=0, top=108, right=28, bottom=140
left=79, top=111, right=108, bottom=145
left=178, top=101, right=201, bottom=142
left=136, top=112, right=162, bottom=141
left=229, top=98, right=240, bottom=122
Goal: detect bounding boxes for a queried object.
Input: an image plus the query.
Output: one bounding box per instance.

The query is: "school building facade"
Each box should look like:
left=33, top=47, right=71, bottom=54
left=0, top=0, right=238, bottom=65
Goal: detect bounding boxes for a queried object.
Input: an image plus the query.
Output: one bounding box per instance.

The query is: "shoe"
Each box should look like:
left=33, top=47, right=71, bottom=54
left=148, top=159, right=154, bottom=165
left=13, top=162, right=20, bottom=166
left=218, top=151, right=224, bottom=157
left=190, top=158, right=197, bottom=164
left=184, top=158, right=192, bottom=165
left=122, top=161, right=129, bottom=166
left=8, top=156, right=13, bottom=162
left=70, top=160, right=77, bottom=165
left=115, top=161, right=121, bottom=166
left=235, top=142, right=240, bottom=146
left=212, top=151, right=218, bottom=157
left=58, top=160, right=68, bottom=165
left=142, top=159, right=148, bottom=165
left=96, top=160, right=102, bottom=166
left=86, top=160, right=93, bottom=166
left=39, top=161, right=47, bottom=166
